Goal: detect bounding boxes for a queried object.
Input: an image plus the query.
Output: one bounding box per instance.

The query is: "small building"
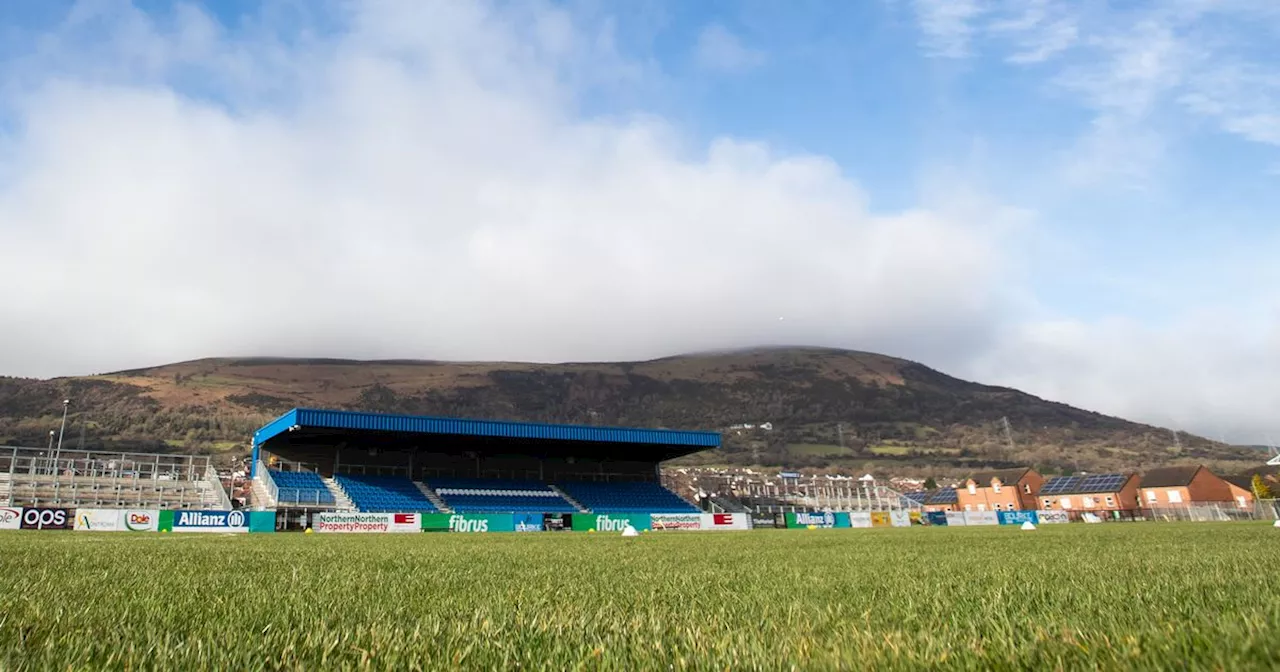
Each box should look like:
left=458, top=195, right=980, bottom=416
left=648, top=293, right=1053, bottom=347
left=1224, top=476, right=1255, bottom=509
left=956, top=468, right=1044, bottom=512
left=1138, top=465, right=1234, bottom=507
left=903, top=487, right=958, bottom=512
left=1038, top=473, right=1140, bottom=512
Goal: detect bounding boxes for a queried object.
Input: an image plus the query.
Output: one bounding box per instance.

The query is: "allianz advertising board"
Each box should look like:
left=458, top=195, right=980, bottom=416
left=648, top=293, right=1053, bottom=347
left=171, top=510, right=249, bottom=533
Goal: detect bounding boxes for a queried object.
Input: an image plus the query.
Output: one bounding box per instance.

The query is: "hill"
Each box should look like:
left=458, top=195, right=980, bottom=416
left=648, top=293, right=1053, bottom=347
left=0, top=347, right=1259, bottom=476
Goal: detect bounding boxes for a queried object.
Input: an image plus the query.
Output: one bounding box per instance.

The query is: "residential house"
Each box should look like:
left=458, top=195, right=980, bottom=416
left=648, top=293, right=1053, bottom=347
left=903, top=487, right=958, bottom=512
left=1224, top=476, right=1255, bottom=509
left=1138, top=466, right=1234, bottom=508
left=1038, top=473, right=1140, bottom=513
left=955, top=468, right=1044, bottom=512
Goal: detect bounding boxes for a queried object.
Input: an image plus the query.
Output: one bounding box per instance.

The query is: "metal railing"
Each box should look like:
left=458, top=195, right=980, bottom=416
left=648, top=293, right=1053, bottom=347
left=255, top=460, right=278, bottom=506
left=204, top=465, right=233, bottom=510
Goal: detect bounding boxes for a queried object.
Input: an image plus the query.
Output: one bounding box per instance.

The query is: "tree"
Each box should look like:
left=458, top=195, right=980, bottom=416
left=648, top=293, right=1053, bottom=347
left=923, top=477, right=938, bottom=490
left=1252, top=474, right=1274, bottom=500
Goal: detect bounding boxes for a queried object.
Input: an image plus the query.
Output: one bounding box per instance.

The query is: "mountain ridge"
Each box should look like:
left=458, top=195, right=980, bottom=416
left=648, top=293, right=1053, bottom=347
left=0, top=347, right=1259, bottom=476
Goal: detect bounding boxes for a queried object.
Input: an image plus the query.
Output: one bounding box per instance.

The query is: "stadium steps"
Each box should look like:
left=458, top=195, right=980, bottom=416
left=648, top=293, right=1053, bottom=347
left=549, top=484, right=589, bottom=513
left=415, top=481, right=452, bottom=513
left=249, top=477, right=277, bottom=509
left=0, top=473, right=11, bottom=507
left=323, top=478, right=357, bottom=511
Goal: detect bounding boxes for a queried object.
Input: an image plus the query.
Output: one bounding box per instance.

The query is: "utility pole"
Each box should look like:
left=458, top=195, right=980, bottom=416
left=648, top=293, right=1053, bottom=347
left=837, top=423, right=845, bottom=450
left=54, top=399, right=70, bottom=471
left=1170, top=429, right=1183, bottom=454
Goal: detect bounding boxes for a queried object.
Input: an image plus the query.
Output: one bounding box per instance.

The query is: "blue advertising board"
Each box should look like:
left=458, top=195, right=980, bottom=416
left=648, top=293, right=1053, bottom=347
left=833, top=512, right=851, bottom=528
left=925, top=511, right=949, bottom=526
left=997, top=510, right=1039, bottom=526
left=513, top=513, right=543, bottom=532
left=171, top=510, right=249, bottom=533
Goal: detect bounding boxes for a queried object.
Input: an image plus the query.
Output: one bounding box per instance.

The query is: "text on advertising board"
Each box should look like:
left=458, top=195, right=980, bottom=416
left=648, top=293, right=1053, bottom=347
left=173, top=510, right=247, bottom=529
left=0, top=507, right=22, bottom=530
left=21, top=508, right=74, bottom=530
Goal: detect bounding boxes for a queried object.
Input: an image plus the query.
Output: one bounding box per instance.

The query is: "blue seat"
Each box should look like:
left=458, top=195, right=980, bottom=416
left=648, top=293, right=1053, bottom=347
left=427, top=478, right=578, bottom=513
left=335, top=474, right=438, bottom=513
left=556, top=481, right=698, bottom=513
left=268, top=469, right=335, bottom=506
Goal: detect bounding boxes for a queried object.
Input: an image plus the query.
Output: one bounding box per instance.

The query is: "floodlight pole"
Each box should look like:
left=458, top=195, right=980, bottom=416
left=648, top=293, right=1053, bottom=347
left=54, top=399, right=70, bottom=473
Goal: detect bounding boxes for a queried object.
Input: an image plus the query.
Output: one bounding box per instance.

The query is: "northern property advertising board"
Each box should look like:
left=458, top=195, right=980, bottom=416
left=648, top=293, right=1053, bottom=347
left=650, top=513, right=703, bottom=530
left=313, top=512, right=420, bottom=533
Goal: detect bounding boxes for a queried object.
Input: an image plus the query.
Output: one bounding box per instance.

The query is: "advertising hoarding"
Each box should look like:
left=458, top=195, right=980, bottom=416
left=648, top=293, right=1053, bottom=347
left=1037, top=510, right=1069, bottom=524
left=313, top=512, right=418, bottom=533
left=75, top=508, right=123, bottom=531
left=925, top=511, right=949, bottom=526
left=944, top=511, right=968, bottom=526
left=0, top=507, right=24, bottom=530
left=889, top=511, right=911, bottom=528
left=870, top=512, right=891, bottom=528
left=513, top=513, right=544, bottom=532
left=963, top=511, right=999, bottom=526
left=650, top=513, right=702, bottom=530
left=170, top=510, right=248, bottom=533
left=997, top=511, right=1039, bottom=526
left=20, top=507, right=74, bottom=530
left=848, top=512, right=873, bottom=528
left=700, top=512, right=749, bottom=530
left=785, top=512, right=836, bottom=529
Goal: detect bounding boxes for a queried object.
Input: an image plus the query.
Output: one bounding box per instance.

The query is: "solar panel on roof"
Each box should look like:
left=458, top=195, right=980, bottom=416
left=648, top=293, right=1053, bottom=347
left=1041, top=476, right=1080, bottom=495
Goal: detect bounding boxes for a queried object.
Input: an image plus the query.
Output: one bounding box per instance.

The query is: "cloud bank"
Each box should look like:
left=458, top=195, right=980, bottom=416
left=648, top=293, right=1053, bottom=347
left=0, top=1, right=1276, bottom=444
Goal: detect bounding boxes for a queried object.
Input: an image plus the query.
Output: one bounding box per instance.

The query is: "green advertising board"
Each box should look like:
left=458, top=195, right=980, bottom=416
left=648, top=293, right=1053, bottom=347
left=248, top=510, right=277, bottom=533
left=158, top=509, right=175, bottom=532
left=571, top=513, right=651, bottom=532
left=421, top=513, right=516, bottom=533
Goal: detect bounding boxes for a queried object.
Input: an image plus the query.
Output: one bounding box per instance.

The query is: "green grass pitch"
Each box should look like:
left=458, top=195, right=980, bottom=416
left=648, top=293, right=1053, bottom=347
left=1, top=524, right=1278, bottom=670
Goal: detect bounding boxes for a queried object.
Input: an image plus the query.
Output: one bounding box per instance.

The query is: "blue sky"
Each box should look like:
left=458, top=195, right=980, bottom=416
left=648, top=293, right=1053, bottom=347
left=0, top=0, right=1277, bottom=443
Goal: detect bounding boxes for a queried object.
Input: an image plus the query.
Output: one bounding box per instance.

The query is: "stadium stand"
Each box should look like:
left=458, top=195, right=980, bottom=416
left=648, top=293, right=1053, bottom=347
left=267, top=469, right=334, bottom=506
left=334, top=474, right=437, bottom=513
left=426, top=478, right=578, bottom=513
left=558, top=480, right=699, bottom=513
left=0, top=446, right=231, bottom=509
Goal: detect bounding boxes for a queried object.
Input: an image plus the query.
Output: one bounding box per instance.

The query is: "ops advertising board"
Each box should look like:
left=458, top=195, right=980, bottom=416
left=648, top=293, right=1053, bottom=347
left=650, top=513, right=702, bottom=531
left=313, top=512, right=420, bottom=533
left=889, top=511, right=911, bottom=528
left=171, top=510, right=249, bottom=533
left=0, top=507, right=23, bottom=530
left=847, top=512, right=872, bottom=528
left=20, top=507, right=74, bottom=530
left=944, top=511, right=968, bottom=526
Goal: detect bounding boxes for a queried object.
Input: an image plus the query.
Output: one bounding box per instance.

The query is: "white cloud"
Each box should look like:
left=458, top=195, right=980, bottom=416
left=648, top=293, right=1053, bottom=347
left=0, top=1, right=1010, bottom=380
left=693, top=23, right=764, bottom=73
left=912, top=0, right=986, bottom=59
